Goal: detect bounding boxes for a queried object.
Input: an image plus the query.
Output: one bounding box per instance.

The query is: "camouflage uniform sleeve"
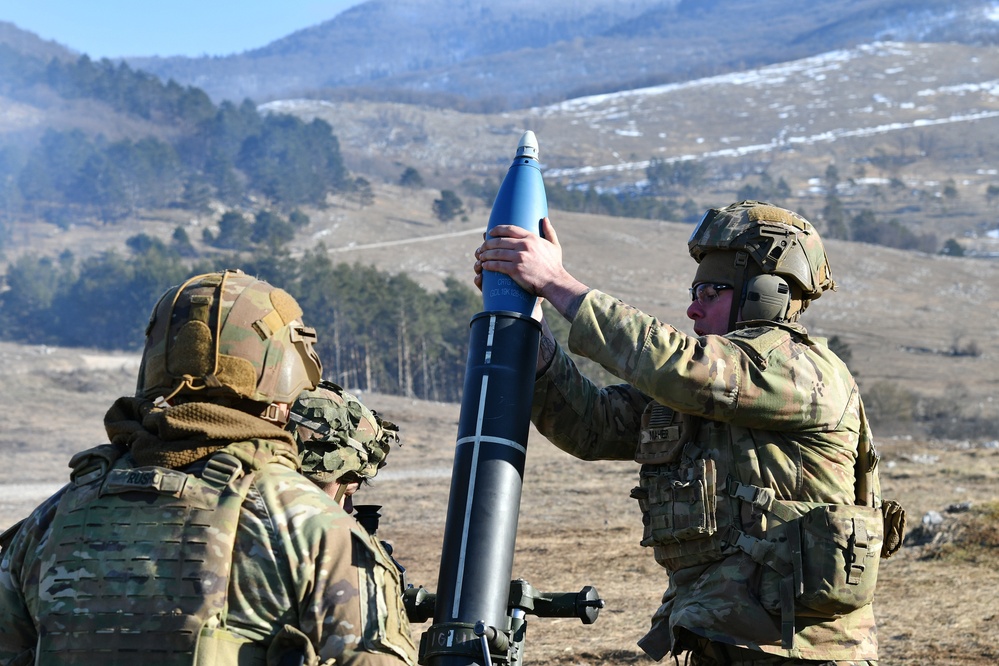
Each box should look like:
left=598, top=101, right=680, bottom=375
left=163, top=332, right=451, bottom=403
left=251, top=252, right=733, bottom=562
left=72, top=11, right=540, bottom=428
left=0, top=491, right=65, bottom=665
left=0, top=535, right=36, bottom=666
left=312, top=527, right=417, bottom=665
left=532, top=335, right=650, bottom=461
left=567, top=290, right=853, bottom=431
left=241, top=468, right=417, bottom=666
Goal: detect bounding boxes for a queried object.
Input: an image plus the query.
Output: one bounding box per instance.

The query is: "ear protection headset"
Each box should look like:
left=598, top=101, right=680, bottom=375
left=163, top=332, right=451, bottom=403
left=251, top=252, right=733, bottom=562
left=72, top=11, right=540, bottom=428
left=741, top=274, right=791, bottom=322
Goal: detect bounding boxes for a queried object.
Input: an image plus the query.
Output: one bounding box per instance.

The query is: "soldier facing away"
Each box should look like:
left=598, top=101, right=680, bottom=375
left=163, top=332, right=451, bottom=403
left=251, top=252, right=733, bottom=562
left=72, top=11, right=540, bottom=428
left=0, top=269, right=417, bottom=666
left=286, top=379, right=398, bottom=513
left=475, top=202, right=903, bottom=665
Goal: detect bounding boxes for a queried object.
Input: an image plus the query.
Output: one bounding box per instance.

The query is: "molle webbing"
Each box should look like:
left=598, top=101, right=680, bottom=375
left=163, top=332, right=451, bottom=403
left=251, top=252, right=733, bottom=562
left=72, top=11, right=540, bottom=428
left=37, top=453, right=252, bottom=665
left=725, top=481, right=803, bottom=650
left=633, top=405, right=730, bottom=571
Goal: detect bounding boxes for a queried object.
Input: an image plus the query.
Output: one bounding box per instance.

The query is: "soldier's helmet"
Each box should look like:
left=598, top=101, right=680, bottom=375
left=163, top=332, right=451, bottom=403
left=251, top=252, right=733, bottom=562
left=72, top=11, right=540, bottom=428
left=136, top=269, right=322, bottom=406
left=688, top=201, right=835, bottom=324
left=287, top=380, right=398, bottom=485
left=688, top=200, right=834, bottom=299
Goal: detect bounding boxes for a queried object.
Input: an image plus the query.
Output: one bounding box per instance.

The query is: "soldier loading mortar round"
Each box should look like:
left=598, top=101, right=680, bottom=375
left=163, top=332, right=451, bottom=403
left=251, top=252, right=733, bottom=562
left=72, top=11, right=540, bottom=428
left=392, top=132, right=607, bottom=666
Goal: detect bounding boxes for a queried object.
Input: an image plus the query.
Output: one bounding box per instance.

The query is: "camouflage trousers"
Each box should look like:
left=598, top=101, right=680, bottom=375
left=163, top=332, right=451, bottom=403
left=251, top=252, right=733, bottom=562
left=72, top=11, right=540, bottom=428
left=680, top=635, right=876, bottom=666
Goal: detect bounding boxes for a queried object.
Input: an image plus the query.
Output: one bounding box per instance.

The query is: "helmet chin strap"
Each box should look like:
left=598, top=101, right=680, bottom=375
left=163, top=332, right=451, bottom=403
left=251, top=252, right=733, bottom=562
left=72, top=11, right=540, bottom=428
left=728, top=251, right=751, bottom=332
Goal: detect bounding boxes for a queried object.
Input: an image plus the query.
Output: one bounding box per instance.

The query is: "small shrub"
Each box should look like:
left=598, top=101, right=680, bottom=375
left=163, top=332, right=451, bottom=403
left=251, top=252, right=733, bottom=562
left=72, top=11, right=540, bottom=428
left=864, top=380, right=916, bottom=433
left=916, top=501, right=999, bottom=563
left=949, top=335, right=980, bottom=357
left=399, top=166, right=424, bottom=188
left=433, top=190, right=465, bottom=223
left=939, top=238, right=964, bottom=257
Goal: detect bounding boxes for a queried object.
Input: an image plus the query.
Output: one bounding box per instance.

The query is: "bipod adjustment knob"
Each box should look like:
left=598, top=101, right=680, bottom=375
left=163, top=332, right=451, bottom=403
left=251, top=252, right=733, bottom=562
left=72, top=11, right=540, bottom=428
left=508, top=579, right=605, bottom=624
left=571, top=585, right=605, bottom=625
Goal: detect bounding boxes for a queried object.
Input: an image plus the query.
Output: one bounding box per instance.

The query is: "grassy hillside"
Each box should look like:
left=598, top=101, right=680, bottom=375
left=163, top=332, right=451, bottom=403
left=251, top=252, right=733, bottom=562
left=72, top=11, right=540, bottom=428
left=263, top=41, right=999, bottom=254
left=7, top=173, right=994, bottom=429
left=4, top=40, right=998, bottom=252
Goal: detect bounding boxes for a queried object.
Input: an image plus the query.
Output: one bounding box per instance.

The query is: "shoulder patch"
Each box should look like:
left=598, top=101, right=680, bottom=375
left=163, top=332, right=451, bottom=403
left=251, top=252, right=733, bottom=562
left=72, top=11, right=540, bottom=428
left=727, top=326, right=791, bottom=368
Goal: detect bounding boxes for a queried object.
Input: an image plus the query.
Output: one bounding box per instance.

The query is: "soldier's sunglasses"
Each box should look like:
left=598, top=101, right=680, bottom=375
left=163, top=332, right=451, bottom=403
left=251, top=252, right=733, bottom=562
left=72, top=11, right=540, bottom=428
left=689, top=283, right=732, bottom=305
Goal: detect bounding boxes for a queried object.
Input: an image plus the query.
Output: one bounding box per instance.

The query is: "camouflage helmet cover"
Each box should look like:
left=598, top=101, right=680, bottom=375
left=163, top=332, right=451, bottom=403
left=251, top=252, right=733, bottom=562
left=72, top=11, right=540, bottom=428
left=688, top=200, right=835, bottom=300
left=288, top=380, right=399, bottom=484
left=136, top=269, right=322, bottom=405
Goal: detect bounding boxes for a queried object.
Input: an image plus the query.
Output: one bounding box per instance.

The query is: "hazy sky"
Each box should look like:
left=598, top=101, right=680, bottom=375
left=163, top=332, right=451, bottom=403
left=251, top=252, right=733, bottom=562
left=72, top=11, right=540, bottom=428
left=2, top=0, right=366, bottom=59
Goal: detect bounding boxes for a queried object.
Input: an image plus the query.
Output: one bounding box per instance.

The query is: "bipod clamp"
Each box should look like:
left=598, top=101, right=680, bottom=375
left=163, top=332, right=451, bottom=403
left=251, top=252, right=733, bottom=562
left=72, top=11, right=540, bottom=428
left=474, top=620, right=510, bottom=665
left=417, top=579, right=604, bottom=665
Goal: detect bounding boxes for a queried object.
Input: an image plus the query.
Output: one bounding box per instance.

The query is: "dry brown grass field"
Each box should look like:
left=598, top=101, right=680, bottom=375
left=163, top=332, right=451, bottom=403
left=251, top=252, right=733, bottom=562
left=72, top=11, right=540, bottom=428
left=0, top=353, right=997, bottom=665
left=2, top=204, right=998, bottom=663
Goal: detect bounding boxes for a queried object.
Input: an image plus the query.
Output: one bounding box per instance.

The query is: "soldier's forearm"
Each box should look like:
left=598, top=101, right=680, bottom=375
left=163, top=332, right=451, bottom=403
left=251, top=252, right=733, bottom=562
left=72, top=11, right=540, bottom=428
left=542, top=277, right=590, bottom=323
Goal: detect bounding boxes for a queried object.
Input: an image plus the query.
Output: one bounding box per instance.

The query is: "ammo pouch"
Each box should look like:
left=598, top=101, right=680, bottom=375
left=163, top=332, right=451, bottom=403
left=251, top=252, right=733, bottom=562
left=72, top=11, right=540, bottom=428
left=728, top=482, right=884, bottom=649
left=630, top=458, right=725, bottom=571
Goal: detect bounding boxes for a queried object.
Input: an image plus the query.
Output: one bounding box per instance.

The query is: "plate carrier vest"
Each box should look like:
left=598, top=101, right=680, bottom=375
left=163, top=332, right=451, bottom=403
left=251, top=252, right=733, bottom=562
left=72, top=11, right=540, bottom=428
left=35, top=445, right=267, bottom=666
left=630, top=393, right=903, bottom=650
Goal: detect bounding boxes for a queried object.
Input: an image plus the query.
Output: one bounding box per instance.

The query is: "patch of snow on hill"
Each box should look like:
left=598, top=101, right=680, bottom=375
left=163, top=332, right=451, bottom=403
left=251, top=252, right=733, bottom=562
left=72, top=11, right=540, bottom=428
left=931, top=80, right=999, bottom=96
left=259, top=99, right=338, bottom=115
left=544, top=42, right=999, bottom=180
left=539, top=44, right=911, bottom=117
left=548, top=108, right=999, bottom=179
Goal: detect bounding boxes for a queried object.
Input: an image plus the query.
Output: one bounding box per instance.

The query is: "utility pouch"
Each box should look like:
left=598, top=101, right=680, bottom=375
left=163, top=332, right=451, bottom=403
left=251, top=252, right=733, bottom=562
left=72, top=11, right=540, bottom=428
left=758, top=502, right=883, bottom=619
left=631, top=458, right=722, bottom=570
left=798, top=503, right=883, bottom=615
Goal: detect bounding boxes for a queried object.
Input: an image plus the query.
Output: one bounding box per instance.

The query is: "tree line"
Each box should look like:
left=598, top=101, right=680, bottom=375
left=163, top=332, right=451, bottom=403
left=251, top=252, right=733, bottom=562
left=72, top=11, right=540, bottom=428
left=457, top=168, right=702, bottom=224
left=540, top=160, right=960, bottom=254
left=0, top=46, right=215, bottom=127
left=0, top=48, right=350, bottom=224
left=0, top=241, right=481, bottom=402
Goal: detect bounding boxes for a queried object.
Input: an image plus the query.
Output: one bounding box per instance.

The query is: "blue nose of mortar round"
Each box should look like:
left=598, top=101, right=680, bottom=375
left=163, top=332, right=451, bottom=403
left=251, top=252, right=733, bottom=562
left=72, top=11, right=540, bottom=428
left=482, top=138, right=548, bottom=315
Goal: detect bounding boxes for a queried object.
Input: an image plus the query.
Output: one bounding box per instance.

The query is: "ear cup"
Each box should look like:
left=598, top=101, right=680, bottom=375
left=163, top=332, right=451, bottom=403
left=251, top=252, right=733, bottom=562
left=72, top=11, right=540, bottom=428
left=742, top=274, right=791, bottom=321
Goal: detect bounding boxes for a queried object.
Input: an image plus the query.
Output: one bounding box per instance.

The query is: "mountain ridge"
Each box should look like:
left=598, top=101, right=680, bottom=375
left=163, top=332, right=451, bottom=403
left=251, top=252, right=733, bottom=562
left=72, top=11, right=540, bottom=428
left=115, top=0, right=999, bottom=109
left=0, top=20, right=76, bottom=62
